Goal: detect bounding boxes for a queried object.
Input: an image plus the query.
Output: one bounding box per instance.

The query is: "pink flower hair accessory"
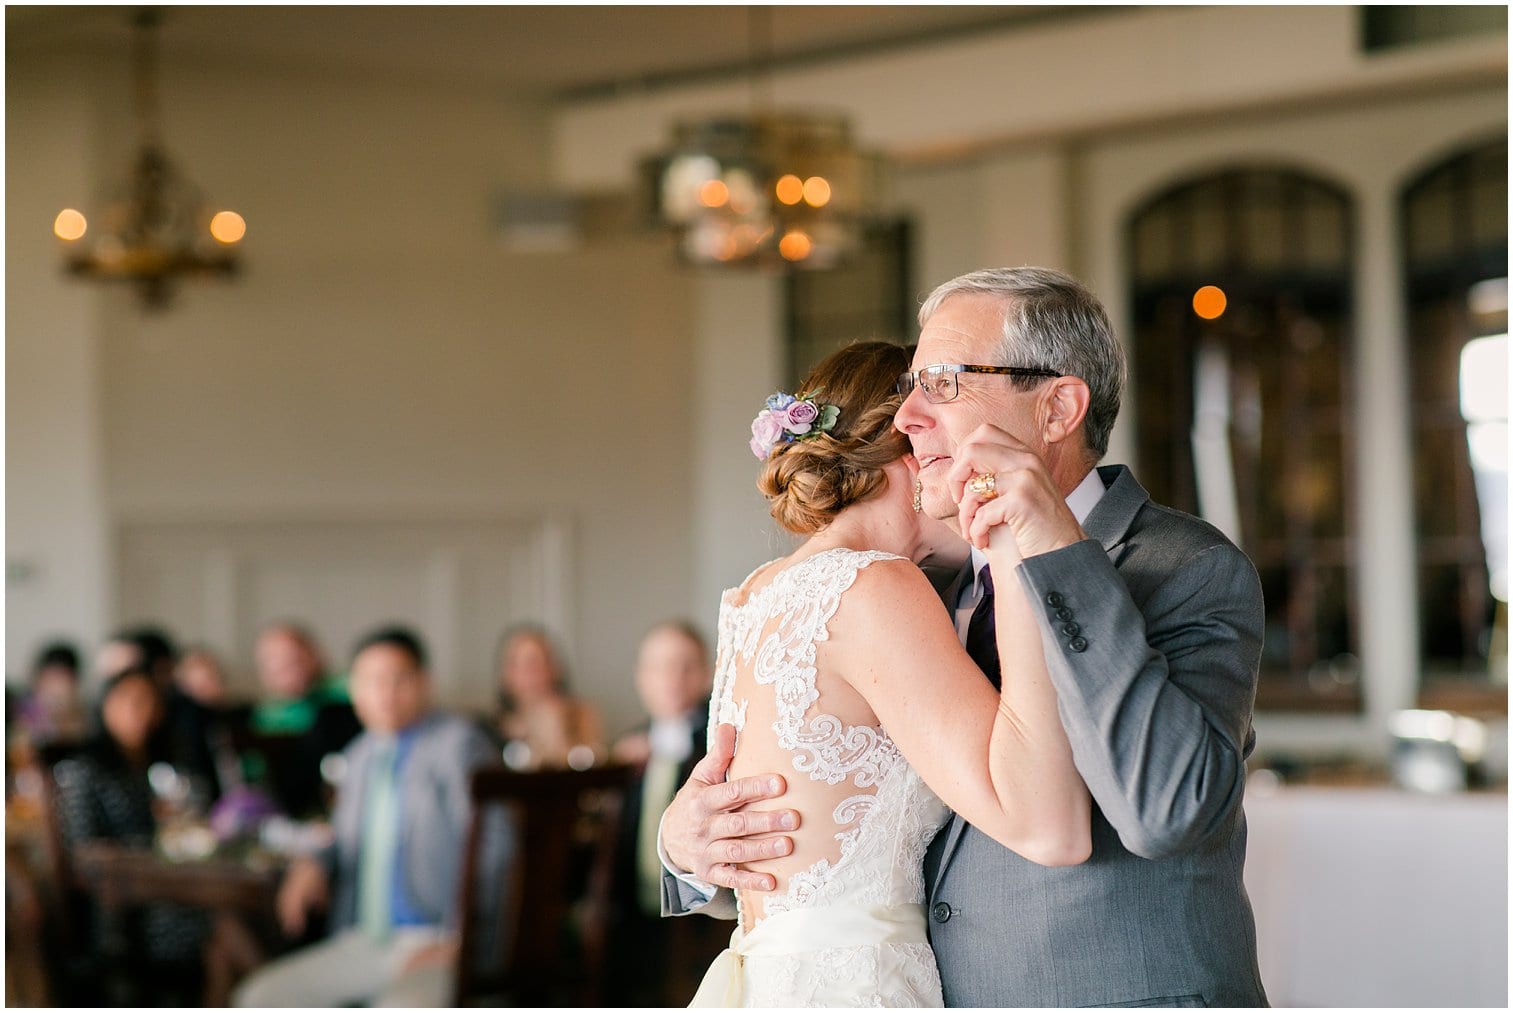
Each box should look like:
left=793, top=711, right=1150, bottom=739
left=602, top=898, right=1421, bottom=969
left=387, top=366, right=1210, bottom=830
left=749, top=390, right=841, bottom=460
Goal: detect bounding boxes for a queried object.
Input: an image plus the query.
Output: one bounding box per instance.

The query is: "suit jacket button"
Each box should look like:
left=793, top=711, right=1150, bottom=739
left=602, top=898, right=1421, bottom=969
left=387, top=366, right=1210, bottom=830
left=1062, top=622, right=1081, bottom=637
left=931, top=902, right=952, bottom=923
left=1045, top=592, right=1065, bottom=608
left=1069, top=636, right=1089, bottom=653
left=1056, top=607, right=1074, bottom=621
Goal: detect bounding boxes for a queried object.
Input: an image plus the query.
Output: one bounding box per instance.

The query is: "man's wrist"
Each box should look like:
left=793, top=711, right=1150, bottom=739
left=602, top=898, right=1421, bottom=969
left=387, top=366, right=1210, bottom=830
left=657, top=813, right=717, bottom=898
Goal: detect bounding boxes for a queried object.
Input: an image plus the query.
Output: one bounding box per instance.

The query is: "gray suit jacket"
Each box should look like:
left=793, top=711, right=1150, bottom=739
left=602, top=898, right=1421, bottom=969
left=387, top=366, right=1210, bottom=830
left=321, top=711, right=504, bottom=934
left=664, top=465, right=1266, bottom=1008
left=924, top=465, right=1266, bottom=1007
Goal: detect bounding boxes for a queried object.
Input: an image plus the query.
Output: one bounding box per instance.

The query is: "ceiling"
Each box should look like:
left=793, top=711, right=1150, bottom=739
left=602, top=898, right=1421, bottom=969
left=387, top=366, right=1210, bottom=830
left=6, top=5, right=1114, bottom=99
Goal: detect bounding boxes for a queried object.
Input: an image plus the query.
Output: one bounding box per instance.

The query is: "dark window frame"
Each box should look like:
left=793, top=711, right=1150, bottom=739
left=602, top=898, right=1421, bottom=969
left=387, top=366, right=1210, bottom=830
left=1127, top=167, right=1361, bottom=712
left=1401, top=136, right=1509, bottom=716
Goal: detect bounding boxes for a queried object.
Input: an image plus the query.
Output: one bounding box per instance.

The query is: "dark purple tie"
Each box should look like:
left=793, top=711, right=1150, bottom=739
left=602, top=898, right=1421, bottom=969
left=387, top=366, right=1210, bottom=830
left=964, top=565, right=1001, bottom=690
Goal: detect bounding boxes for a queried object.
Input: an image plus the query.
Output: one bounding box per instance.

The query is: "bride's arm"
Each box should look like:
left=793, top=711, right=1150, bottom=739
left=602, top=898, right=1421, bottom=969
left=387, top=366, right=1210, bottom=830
left=829, top=554, right=1091, bottom=866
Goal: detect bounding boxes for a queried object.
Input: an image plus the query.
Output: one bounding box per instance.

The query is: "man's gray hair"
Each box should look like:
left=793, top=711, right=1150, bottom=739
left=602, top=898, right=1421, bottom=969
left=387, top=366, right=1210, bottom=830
left=918, top=267, right=1126, bottom=460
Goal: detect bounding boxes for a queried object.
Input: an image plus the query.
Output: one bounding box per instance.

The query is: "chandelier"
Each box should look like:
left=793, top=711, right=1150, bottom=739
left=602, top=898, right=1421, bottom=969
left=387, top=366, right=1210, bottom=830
left=639, top=10, right=885, bottom=269
left=642, top=113, right=884, bottom=269
left=53, top=10, right=244, bottom=310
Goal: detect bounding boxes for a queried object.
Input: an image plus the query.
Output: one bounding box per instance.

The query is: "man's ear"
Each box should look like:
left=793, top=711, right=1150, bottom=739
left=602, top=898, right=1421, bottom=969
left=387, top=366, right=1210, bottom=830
left=1041, top=376, right=1091, bottom=446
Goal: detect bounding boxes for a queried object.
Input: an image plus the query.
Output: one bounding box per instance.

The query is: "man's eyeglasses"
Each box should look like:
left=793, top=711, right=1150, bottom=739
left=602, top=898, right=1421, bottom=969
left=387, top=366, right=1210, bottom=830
left=896, top=363, right=1060, bottom=404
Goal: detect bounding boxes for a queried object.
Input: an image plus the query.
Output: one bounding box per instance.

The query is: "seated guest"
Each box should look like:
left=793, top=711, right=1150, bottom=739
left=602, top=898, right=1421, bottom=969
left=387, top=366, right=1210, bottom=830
left=92, top=630, right=146, bottom=685
left=51, top=667, right=209, bottom=1003
left=233, top=626, right=506, bottom=1008
left=120, top=625, right=179, bottom=688
left=494, top=624, right=603, bottom=769
left=16, top=641, right=88, bottom=748
left=175, top=646, right=231, bottom=710
left=234, top=622, right=361, bottom=816
left=110, top=624, right=225, bottom=807
left=173, top=646, right=247, bottom=800
left=606, top=621, right=727, bottom=1005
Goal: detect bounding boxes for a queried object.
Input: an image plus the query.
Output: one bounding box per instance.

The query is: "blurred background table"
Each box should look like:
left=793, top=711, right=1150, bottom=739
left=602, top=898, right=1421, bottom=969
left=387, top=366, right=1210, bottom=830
left=71, top=839, right=282, bottom=912
left=69, top=840, right=287, bottom=1005
left=1244, top=784, right=1507, bottom=1007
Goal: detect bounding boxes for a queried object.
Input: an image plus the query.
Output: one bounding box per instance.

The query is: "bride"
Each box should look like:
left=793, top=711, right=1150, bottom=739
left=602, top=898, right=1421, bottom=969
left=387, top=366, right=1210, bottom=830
left=687, top=341, right=1091, bottom=1007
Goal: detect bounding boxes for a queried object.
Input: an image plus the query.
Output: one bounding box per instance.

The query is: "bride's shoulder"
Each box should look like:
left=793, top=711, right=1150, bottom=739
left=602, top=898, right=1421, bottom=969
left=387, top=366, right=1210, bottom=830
left=826, top=556, right=952, bottom=654
left=838, top=553, right=939, bottom=609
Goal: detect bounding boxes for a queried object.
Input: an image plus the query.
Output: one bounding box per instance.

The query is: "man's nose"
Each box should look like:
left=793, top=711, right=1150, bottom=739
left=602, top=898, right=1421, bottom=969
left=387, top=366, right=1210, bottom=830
left=894, top=385, right=932, bottom=433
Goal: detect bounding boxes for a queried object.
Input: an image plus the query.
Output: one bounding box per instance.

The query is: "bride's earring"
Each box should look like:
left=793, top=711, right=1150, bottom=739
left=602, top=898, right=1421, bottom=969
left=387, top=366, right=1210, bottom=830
left=912, top=479, right=923, bottom=513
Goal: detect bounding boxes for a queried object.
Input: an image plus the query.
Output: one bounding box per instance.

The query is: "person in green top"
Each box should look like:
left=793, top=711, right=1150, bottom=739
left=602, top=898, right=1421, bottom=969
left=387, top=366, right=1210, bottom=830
left=234, top=622, right=361, bottom=817
left=250, top=623, right=350, bottom=733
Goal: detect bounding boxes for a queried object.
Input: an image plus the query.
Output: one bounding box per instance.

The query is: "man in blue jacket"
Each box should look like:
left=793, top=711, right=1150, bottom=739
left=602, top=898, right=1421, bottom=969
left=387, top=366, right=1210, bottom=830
left=234, top=626, right=505, bottom=1007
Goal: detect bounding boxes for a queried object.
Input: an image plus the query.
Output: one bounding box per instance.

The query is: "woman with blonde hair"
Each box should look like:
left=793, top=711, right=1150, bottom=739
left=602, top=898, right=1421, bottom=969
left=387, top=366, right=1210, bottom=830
left=494, top=625, right=604, bottom=769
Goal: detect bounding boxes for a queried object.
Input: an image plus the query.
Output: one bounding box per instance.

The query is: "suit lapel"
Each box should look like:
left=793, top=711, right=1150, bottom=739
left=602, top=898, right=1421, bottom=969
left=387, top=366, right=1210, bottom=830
left=1083, top=464, right=1148, bottom=556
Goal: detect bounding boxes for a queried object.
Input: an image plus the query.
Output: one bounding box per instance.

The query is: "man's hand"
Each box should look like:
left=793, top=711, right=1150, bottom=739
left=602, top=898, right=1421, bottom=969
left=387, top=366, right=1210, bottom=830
left=948, top=423, right=1086, bottom=557
left=401, top=938, right=459, bottom=975
left=661, top=723, right=799, bottom=892
left=275, top=855, right=329, bottom=938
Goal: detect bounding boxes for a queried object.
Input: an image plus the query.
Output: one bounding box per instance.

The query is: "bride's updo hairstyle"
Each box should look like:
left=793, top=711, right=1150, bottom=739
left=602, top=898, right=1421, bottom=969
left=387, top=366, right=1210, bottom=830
left=758, top=341, right=914, bottom=535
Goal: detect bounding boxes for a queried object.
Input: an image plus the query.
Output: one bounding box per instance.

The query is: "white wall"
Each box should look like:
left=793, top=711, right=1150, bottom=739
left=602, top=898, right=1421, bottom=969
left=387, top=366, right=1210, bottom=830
left=6, top=50, right=704, bottom=732
left=690, top=273, right=789, bottom=623
left=5, top=51, right=111, bottom=683
left=892, top=144, right=1073, bottom=295
left=554, top=6, right=1505, bottom=189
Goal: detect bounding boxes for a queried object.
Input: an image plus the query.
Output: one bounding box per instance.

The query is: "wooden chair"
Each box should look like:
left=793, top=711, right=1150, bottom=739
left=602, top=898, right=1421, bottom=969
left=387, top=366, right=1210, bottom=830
left=31, top=744, right=86, bottom=945
left=451, top=764, right=636, bottom=1007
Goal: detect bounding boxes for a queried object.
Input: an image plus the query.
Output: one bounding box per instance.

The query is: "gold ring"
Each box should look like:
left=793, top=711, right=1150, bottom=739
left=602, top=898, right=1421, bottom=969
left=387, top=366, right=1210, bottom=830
left=966, top=472, right=999, bottom=500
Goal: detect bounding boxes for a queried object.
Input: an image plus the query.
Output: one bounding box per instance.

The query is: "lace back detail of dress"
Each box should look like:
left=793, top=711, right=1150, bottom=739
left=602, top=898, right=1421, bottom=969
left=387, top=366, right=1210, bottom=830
left=710, top=548, right=950, bottom=930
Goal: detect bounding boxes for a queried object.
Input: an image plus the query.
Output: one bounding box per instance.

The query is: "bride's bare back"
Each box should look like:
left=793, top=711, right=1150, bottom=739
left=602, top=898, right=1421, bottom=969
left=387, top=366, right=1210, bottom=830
left=712, top=548, right=951, bottom=935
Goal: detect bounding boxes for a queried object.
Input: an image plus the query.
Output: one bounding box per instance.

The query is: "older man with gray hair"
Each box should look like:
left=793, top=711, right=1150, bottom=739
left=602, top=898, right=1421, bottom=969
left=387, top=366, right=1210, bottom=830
left=661, top=266, right=1267, bottom=1007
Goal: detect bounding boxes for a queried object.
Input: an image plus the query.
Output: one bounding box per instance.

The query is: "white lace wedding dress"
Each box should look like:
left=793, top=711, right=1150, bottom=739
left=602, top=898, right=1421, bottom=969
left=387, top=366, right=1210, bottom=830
left=689, top=548, right=951, bottom=1008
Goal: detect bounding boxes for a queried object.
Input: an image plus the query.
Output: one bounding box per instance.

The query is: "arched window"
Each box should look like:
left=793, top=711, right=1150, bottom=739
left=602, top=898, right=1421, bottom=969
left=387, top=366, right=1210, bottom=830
left=1402, top=137, right=1508, bottom=710
left=1128, top=168, right=1357, bottom=711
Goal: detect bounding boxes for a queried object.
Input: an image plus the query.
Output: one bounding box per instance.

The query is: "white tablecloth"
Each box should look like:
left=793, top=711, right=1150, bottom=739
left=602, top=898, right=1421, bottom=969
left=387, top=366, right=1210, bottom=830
left=1243, top=785, right=1508, bottom=1008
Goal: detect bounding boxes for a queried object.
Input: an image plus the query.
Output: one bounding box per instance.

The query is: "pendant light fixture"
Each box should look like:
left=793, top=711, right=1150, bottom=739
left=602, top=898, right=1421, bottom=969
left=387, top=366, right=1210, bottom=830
left=53, top=9, right=245, bottom=309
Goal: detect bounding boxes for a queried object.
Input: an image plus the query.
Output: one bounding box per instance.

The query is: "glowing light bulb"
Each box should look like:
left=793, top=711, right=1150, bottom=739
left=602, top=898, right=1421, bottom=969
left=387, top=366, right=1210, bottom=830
left=775, top=174, right=804, bottom=206
left=779, top=231, right=812, bottom=262
left=1193, top=285, right=1227, bottom=320
left=54, top=209, right=88, bottom=241
left=209, top=210, right=247, bottom=244
left=802, top=177, right=832, bottom=207
left=698, top=180, right=730, bottom=208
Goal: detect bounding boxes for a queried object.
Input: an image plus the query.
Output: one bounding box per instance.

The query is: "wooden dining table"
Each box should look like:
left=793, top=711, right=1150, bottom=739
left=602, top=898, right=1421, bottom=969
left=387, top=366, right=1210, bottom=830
left=71, top=839, right=283, bottom=910
left=69, top=839, right=289, bottom=1005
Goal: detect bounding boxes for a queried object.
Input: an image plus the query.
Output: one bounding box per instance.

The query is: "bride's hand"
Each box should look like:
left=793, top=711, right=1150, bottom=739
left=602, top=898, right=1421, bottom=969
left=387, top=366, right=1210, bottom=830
left=662, top=724, right=799, bottom=892
left=948, top=423, right=1085, bottom=558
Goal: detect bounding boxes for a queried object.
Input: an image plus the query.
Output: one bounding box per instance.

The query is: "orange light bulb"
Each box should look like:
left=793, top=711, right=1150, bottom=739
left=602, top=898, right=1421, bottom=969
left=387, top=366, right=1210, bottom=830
left=778, top=231, right=813, bottom=262
left=210, top=210, right=247, bottom=244
left=802, top=176, right=832, bottom=207
left=698, top=180, right=730, bottom=208
left=54, top=208, right=88, bottom=241
left=1193, top=285, right=1227, bottom=320
left=774, top=174, right=804, bottom=206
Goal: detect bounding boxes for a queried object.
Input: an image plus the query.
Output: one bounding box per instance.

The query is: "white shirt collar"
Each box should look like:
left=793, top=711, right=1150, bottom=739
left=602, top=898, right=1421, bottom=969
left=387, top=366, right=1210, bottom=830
left=966, top=467, right=1106, bottom=596
left=649, top=714, right=695, bottom=761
